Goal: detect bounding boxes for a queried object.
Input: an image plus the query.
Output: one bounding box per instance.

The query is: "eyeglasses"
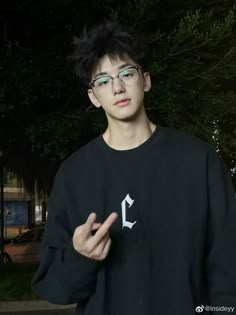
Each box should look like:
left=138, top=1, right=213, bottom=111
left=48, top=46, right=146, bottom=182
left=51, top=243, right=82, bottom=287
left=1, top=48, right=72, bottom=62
left=89, top=65, right=142, bottom=90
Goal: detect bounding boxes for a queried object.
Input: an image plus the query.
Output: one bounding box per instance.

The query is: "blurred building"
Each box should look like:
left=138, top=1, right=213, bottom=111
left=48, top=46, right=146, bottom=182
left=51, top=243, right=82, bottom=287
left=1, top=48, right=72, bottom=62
left=2, top=173, right=43, bottom=239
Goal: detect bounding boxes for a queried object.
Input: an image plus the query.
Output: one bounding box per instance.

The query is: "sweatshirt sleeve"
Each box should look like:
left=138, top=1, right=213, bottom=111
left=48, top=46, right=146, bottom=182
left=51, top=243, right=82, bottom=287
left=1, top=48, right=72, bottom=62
left=32, top=166, right=102, bottom=305
left=205, top=148, right=236, bottom=313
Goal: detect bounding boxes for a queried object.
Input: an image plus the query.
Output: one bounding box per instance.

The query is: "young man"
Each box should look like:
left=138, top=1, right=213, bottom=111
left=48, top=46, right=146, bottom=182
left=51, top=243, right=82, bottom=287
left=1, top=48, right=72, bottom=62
left=32, top=22, right=236, bottom=315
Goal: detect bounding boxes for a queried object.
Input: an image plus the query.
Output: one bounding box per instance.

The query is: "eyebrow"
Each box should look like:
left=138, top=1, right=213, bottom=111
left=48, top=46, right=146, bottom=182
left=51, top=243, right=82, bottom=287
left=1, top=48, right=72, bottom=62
left=94, top=63, right=133, bottom=79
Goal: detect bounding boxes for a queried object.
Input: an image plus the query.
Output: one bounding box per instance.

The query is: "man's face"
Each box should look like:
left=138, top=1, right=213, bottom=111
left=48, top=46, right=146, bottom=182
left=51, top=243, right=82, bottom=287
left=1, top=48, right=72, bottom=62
left=87, top=55, right=151, bottom=123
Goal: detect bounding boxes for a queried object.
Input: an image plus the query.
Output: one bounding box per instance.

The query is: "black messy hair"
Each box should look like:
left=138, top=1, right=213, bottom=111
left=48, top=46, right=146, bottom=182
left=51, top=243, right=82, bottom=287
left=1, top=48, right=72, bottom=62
left=71, top=22, right=150, bottom=87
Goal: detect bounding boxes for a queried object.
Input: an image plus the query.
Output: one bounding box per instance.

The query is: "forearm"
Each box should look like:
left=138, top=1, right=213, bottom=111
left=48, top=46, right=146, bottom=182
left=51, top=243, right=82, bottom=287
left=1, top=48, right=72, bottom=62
left=32, top=240, right=102, bottom=305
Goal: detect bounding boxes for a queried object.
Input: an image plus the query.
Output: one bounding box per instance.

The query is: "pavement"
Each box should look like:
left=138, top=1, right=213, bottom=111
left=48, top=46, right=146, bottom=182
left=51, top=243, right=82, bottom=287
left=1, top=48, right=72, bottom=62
left=0, top=300, right=76, bottom=313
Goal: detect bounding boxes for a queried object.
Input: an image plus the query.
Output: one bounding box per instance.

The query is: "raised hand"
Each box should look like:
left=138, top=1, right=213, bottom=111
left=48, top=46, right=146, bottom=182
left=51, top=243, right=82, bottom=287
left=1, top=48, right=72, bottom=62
left=73, top=212, right=118, bottom=261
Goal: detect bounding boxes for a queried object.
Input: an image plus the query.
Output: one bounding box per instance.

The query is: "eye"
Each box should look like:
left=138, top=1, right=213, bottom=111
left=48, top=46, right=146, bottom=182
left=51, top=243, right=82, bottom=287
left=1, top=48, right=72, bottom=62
left=95, top=77, right=110, bottom=87
left=120, top=69, right=135, bottom=80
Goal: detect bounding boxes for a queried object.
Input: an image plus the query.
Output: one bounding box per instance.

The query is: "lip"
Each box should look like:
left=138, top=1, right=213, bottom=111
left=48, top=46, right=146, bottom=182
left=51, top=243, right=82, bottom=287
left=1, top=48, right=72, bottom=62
left=114, top=98, right=130, bottom=106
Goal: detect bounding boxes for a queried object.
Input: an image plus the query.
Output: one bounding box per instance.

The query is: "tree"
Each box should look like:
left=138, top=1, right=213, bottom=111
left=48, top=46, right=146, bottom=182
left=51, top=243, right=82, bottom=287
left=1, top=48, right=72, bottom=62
left=0, top=0, right=235, bottom=192
left=106, top=0, right=236, bottom=185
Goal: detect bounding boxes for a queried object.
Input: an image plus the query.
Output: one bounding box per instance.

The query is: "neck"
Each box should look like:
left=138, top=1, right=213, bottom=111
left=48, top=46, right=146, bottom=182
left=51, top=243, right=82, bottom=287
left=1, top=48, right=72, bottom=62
left=103, top=113, right=157, bottom=150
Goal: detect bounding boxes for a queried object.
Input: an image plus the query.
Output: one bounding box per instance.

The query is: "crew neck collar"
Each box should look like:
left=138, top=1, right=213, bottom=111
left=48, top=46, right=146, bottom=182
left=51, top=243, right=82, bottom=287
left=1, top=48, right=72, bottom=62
left=96, top=125, right=162, bottom=154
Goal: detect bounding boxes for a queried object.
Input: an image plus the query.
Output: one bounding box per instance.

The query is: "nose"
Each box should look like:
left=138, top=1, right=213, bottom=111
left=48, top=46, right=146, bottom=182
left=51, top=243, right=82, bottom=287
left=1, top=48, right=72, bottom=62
left=112, top=77, right=126, bottom=94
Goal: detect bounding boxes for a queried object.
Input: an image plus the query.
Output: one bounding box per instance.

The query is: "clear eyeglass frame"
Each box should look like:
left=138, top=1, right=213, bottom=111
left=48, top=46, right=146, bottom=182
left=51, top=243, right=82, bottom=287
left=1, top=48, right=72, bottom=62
left=89, top=65, right=142, bottom=89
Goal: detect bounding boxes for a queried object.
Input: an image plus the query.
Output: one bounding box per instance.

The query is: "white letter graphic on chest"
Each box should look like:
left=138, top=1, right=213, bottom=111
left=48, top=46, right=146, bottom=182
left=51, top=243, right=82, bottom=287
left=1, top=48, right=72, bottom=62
left=121, top=193, right=137, bottom=229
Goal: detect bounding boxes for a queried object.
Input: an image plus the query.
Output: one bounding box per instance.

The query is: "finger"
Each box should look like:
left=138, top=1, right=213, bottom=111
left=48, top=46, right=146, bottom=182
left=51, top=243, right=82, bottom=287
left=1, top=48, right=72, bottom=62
left=102, top=238, right=112, bottom=259
left=92, top=223, right=102, bottom=230
left=90, top=233, right=110, bottom=260
left=100, top=233, right=110, bottom=252
left=92, top=232, right=109, bottom=255
left=83, top=213, right=97, bottom=237
left=91, top=223, right=102, bottom=235
left=92, top=212, right=118, bottom=245
left=87, top=229, right=109, bottom=251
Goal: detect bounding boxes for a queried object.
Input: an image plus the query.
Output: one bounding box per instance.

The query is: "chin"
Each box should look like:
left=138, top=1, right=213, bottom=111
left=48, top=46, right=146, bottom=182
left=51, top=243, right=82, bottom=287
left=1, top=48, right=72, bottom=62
left=116, top=113, right=141, bottom=123
left=106, top=105, right=144, bottom=123
left=122, top=108, right=144, bottom=122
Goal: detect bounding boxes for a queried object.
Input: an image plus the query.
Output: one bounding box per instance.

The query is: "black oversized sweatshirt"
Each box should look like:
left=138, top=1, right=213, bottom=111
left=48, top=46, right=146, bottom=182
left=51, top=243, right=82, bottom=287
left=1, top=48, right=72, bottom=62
left=32, top=126, right=236, bottom=315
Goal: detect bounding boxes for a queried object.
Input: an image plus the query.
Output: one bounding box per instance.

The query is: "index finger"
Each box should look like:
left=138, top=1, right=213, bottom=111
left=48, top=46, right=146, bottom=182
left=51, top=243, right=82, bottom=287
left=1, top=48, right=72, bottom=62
left=83, top=212, right=97, bottom=237
left=93, top=212, right=118, bottom=243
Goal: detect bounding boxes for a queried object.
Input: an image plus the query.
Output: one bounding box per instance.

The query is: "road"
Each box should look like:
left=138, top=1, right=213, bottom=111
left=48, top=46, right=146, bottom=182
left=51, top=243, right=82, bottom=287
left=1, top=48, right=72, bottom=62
left=0, top=309, right=75, bottom=315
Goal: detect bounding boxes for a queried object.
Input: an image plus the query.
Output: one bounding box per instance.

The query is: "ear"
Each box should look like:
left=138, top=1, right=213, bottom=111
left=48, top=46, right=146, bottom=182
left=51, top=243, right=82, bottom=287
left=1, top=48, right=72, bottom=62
left=88, top=89, right=102, bottom=108
left=143, top=72, right=151, bottom=92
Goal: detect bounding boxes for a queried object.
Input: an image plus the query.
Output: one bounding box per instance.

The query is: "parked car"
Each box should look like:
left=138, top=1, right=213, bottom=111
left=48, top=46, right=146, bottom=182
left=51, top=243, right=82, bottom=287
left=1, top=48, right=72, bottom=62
left=1, top=226, right=44, bottom=264
left=4, top=238, right=12, bottom=244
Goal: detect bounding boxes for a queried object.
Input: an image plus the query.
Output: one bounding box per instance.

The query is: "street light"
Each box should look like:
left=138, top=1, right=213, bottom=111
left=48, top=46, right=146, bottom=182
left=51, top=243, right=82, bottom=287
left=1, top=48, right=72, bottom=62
left=0, top=148, right=4, bottom=254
